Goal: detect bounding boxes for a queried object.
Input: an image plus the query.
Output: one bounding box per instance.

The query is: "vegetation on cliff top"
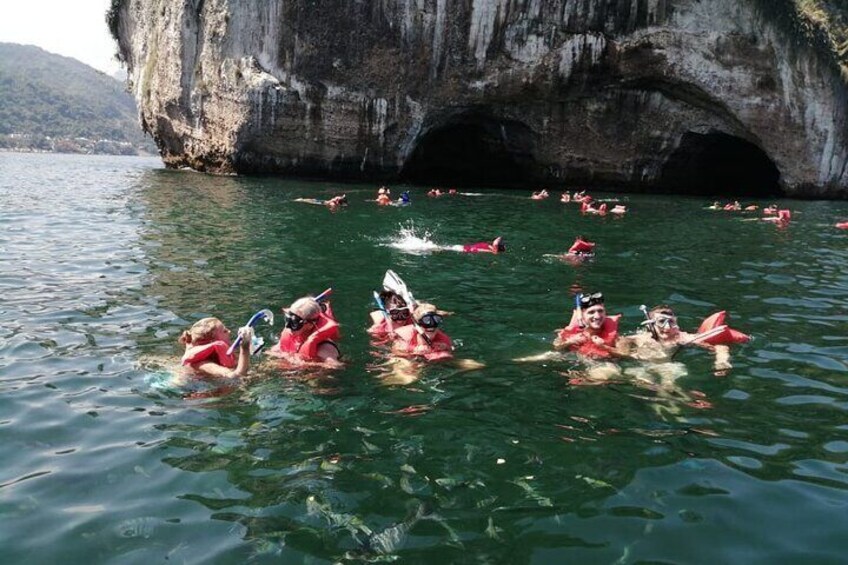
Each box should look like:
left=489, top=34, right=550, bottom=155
left=0, top=43, right=153, bottom=154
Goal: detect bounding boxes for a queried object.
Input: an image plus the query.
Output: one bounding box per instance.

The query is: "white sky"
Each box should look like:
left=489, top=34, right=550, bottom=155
left=0, top=0, right=123, bottom=75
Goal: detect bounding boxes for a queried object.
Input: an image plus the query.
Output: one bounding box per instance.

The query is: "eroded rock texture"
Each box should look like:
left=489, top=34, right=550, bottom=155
left=113, top=0, right=848, bottom=196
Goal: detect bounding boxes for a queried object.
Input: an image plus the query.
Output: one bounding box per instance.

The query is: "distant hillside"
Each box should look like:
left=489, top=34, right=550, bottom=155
left=0, top=43, right=154, bottom=155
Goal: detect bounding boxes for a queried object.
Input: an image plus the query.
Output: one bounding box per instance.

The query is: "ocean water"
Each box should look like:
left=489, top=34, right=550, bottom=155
left=1, top=152, right=847, bottom=563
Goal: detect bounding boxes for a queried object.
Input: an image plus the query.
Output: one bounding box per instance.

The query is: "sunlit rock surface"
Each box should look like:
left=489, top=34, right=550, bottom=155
left=113, top=0, right=848, bottom=196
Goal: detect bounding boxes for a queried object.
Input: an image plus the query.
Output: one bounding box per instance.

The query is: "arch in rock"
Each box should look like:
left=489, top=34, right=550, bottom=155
left=400, top=111, right=538, bottom=188
left=658, top=131, right=782, bottom=196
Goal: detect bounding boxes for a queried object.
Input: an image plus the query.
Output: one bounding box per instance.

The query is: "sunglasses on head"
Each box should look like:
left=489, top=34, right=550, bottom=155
left=284, top=312, right=313, bottom=331
left=579, top=292, right=604, bottom=307
left=417, top=313, right=443, bottom=329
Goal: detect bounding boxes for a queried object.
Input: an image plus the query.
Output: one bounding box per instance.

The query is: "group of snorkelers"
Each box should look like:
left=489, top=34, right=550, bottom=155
left=178, top=272, right=748, bottom=385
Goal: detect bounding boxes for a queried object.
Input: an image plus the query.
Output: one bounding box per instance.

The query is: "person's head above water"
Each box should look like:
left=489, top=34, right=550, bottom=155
left=492, top=236, right=505, bottom=253
left=379, top=291, right=410, bottom=321
left=578, top=292, right=606, bottom=330
left=283, top=297, right=322, bottom=333
left=179, top=317, right=228, bottom=346
left=413, top=303, right=444, bottom=333
left=648, top=304, right=679, bottom=339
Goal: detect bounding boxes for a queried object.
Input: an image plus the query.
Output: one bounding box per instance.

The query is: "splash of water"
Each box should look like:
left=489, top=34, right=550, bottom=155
left=385, top=221, right=446, bottom=254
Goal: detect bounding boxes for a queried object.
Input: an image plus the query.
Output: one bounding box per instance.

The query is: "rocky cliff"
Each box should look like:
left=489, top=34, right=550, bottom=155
left=111, top=0, right=848, bottom=196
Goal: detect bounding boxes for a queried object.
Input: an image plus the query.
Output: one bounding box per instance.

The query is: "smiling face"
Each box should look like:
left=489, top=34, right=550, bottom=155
left=581, top=304, right=607, bottom=331
left=650, top=308, right=680, bottom=340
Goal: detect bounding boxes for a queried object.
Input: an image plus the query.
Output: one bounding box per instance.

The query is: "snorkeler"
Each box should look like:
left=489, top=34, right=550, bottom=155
left=180, top=318, right=254, bottom=379
left=553, top=292, right=620, bottom=359
left=369, top=289, right=413, bottom=339
left=761, top=209, right=791, bottom=226
left=616, top=305, right=734, bottom=374
left=269, top=296, right=341, bottom=366
left=531, top=189, right=550, bottom=200
left=397, top=191, right=411, bottom=205
left=392, top=303, right=453, bottom=361
left=567, top=235, right=595, bottom=257
left=294, top=194, right=348, bottom=208
left=462, top=236, right=505, bottom=254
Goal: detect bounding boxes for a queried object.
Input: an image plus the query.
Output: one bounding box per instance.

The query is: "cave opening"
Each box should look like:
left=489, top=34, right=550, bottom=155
left=659, top=132, right=782, bottom=196
left=401, top=114, right=537, bottom=188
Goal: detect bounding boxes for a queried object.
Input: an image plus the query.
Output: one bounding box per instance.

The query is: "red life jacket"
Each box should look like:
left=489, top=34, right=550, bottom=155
left=696, top=311, right=750, bottom=345
left=557, top=315, right=621, bottom=358
left=393, top=325, right=454, bottom=360
left=463, top=242, right=493, bottom=253
left=181, top=340, right=236, bottom=369
left=568, top=238, right=595, bottom=254
left=274, top=308, right=341, bottom=361
left=836, top=222, right=848, bottom=229
left=367, top=315, right=412, bottom=337
left=777, top=209, right=791, bottom=223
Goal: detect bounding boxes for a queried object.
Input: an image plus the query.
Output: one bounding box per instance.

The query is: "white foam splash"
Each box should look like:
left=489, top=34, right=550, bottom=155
left=385, top=222, right=444, bottom=254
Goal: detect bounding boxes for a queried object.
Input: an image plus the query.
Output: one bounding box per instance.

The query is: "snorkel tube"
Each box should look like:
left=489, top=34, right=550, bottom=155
left=383, top=270, right=432, bottom=346
left=226, top=309, right=275, bottom=356
left=574, top=293, right=585, bottom=329
left=372, top=290, right=395, bottom=335
left=639, top=305, right=660, bottom=341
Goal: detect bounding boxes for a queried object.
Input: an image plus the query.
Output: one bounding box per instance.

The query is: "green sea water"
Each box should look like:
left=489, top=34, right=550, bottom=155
left=1, top=153, right=848, bottom=563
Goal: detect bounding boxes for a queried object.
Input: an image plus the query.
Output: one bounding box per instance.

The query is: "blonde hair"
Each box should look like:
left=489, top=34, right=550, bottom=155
left=412, top=303, right=438, bottom=322
left=178, top=317, right=225, bottom=346
left=288, top=297, right=322, bottom=321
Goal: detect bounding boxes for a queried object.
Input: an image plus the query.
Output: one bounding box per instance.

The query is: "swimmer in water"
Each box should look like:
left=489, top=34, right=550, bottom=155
left=179, top=318, right=254, bottom=379
left=368, top=289, right=413, bottom=340
left=462, top=236, right=505, bottom=254
left=269, top=296, right=342, bottom=367
left=616, top=305, right=732, bottom=375
left=531, top=189, right=550, bottom=200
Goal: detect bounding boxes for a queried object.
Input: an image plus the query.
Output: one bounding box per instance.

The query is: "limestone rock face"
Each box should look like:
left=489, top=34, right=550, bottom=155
left=113, top=0, right=848, bottom=196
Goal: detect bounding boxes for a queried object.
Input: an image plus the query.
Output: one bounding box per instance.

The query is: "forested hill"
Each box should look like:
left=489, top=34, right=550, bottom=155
left=0, top=43, right=154, bottom=155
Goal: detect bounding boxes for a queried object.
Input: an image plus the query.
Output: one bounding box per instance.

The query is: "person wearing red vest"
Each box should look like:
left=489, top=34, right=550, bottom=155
left=180, top=317, right=253, bottom=378
left=616, top=305, right=738, bottom=374
left=270, top=296, right=341, bottom=365
left=553, top=292, right=620, bottom=359
left=392, top=303, right=453, bottom=361
left=368, top=290, right=413, bottom=339
left=462, top=236, right=505, bottom=254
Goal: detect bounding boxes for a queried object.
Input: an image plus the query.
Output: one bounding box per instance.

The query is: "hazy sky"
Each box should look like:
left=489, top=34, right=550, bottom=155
left=0, top=0, right=122, bottom=75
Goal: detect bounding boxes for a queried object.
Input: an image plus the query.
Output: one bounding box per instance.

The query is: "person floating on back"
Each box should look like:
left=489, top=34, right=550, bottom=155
left=462, top=236, right=505, bottom=254
left=180, top=318, right=254, bottom=379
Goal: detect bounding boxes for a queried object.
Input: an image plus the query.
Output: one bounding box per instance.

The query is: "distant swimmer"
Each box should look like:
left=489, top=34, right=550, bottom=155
left=179, top=317, right=254, bottom=379
left=294, top=194, right=348, bottom=208
left=763, top=204, right=778, bottom=215
left=392, top=303, right=453, bottom=361
left=531, top=189, right=550, bottom=200
left=761, top=209, right=791, bottom=226
left=448, top=188, right=458, bottom=195
left=462, top=236, right=505, bottom=254
left=427, top=188, right=443, bottom=197
left=707, top=201, right=722, bottom=210
left=269, top=295, right=342, bottom=367
left=581, top=201, right=607, bottom=215
left=837, top=221, right=848, bottom=230
left=560, top=191, right=571, bottom=203
left=396, top=191, right=411, bottom=206
left=567, top=235, right=595, bottom=256
left=610, top=204, right=627, bottom=215
left=616, top=305, right=743, bottom=375
left=744, top=204, right=758, bottom=211
left=376, top=189, right=392, bottom=206
left=723, top=201, right=741, bottom=211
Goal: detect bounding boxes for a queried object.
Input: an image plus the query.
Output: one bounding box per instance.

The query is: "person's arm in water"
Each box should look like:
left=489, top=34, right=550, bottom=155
left=195, top=327, right=253, bottom=379
left=682, top=333, right=732, bottom=373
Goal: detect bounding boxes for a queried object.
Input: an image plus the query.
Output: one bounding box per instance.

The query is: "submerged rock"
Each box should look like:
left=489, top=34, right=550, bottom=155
left=111, top=0, right=848, bottom=197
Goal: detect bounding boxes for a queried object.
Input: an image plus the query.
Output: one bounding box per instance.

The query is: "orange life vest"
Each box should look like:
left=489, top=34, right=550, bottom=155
left=392, top=325, right=453, bottom=360
left=836, top=222, right=848, bottom=230
left=368, top=315, right=412, bottom=337
left=696, top=311, right=750, bottom=345
left=181, top=340, right=236, bottom=369
left=568, top=239, right=595, bottom=254
left=274, top=307, right=341, bottom=361
left=557, top=315, right=621, bottom=358
left=463, top=242, right=493, bottom=253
